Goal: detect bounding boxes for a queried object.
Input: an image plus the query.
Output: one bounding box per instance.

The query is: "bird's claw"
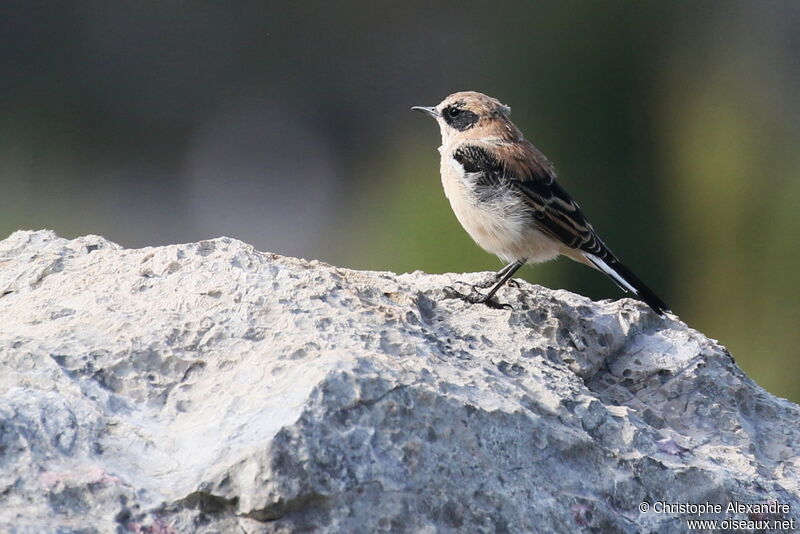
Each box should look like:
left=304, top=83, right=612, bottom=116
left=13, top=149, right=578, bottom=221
left=466, top=290, right=514, bottom=310
left=471, top=277, right=497, bottom=290
left=442, top=285, right=465, bottom=300
left=443, top=285, right=513, bottom=310
left=470, top=283, right=489, bottom=294
left=471, top=275, right=520, bottom=291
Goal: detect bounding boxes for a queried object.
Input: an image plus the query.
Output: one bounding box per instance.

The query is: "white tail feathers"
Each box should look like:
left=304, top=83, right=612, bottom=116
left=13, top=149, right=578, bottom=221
left=585, top=254, right=637, bottom=294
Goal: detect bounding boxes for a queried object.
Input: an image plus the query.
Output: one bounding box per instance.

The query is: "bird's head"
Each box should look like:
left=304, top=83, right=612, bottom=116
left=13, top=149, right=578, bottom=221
left=412, top=91, right=516, bottom=144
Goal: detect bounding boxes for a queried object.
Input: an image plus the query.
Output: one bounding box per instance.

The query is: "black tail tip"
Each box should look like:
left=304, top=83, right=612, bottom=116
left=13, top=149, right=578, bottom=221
left=604, top=259, right=671, bottom=317
left=653, top=306, right=672, bottom=318
left=641, top=294, right=671, bottom=317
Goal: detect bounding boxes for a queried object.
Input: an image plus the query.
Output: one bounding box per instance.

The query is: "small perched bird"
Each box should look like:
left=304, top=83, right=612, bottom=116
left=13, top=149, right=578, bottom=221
left=412, top=91, right=670, bottom=316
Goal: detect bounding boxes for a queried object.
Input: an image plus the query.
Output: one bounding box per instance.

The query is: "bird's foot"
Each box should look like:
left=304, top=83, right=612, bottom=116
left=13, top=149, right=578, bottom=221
left=443, top=285, right=513, bottom=310
left=467, top=289, right=514, bottom=310
left=472, top=274, right=521, bottom=290
left=471, top=275, right=499, bottom=290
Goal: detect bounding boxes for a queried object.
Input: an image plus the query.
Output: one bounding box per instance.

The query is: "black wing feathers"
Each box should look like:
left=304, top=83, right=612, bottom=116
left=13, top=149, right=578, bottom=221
left=452, top=143, right=670, bottom=316
left=453, top=145, right=503, bottom=188
left=453, top=144, right=607, bottom=258
left=513, top=179, right=607, bottom=255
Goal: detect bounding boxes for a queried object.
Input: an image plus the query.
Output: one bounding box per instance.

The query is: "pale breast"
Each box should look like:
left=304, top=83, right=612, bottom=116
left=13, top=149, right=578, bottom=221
left=439, top=153, right=560, bottom=264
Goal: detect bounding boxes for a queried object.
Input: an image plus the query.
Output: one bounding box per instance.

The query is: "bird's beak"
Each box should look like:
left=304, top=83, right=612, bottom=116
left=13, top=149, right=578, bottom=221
left=411, top=106, right=439, bottom=118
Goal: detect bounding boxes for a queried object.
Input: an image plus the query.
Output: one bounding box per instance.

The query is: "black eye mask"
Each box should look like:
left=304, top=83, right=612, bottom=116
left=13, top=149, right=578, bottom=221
left=443, top=105, right=479, bottom=131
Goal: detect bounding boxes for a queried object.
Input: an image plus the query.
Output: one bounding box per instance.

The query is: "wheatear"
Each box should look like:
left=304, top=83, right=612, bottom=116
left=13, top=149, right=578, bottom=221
left=412, top=91, right=670, bottom=316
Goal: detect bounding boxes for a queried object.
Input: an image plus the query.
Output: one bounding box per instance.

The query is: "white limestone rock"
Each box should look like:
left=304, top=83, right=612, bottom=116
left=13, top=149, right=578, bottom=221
left=0, top=230, right=798, bottom=533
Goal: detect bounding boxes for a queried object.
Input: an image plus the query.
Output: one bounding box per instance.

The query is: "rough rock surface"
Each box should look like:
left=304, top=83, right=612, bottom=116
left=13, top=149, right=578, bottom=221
left=0, top=230, right=798, bottom=533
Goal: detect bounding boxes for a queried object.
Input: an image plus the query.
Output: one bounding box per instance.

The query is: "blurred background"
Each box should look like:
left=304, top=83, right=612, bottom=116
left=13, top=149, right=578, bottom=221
left=2, top=2, right=799, bottom=401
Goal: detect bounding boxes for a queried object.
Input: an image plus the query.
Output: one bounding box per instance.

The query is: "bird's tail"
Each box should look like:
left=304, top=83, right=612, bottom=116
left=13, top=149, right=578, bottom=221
left=584, top=253, right=671, bottom=317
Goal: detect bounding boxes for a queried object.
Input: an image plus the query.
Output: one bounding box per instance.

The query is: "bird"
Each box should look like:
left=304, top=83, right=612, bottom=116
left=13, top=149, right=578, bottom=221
left=412, top=91, right=670, bottom=316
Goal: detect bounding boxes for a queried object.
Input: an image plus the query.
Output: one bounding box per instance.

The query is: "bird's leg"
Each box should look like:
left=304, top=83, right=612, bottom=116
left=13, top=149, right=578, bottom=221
left=471, top=261, right=522, bottom=290
left=467, top=259, right=525, bottom=306
left=443, top=259, right=526, bottom=309
left=440, top=259, right=526, bottom=309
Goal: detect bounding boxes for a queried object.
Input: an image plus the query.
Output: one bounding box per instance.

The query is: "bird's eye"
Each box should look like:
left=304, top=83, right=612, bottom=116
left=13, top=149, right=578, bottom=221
left=442, top=103, right=478, bottom=130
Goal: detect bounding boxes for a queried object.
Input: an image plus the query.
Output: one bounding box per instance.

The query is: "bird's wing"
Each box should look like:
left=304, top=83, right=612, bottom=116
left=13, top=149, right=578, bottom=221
left=452, top=141, right=672, bottom=316
left=452, top=141, right=609, bottom=258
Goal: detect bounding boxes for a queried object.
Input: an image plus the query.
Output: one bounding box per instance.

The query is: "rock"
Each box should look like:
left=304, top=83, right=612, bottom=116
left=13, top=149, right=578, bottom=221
left=0, top=229, right=798, bottom=533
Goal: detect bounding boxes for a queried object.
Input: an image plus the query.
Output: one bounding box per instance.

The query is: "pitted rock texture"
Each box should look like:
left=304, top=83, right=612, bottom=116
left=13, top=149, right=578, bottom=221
left=0, top=230, right=798, bottom=533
